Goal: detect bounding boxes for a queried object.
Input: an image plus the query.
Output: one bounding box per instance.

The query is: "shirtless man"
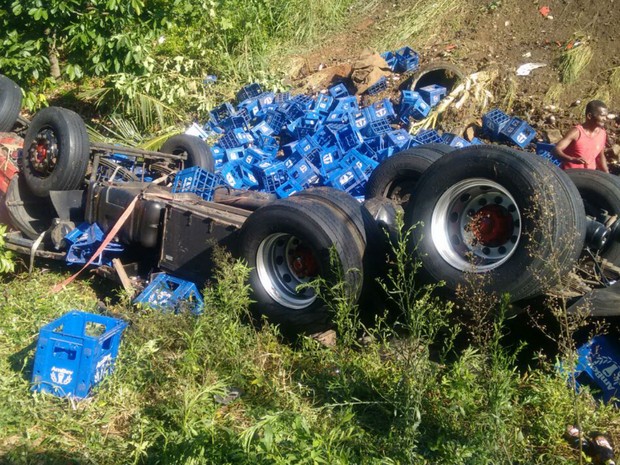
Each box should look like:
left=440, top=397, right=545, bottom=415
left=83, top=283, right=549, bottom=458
left=553, top=100, right=609, bottom=173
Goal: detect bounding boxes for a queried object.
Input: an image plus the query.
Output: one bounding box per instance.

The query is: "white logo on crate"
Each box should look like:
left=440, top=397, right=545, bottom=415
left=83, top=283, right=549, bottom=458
left=355, top=118, right=366, bottom=128
left=339, top=171, right=354, bottom=185
left=591, top=355, right=620, bottom=392
left=50, top=367, right=73, bottom=385
left=226, top=173, right=236, bottom=186
left=94, top=354, right=113, bottom=383
left=375, top=107, right=387, bottom=118
left=516, top=133, right=527, bottom=144
left=323, top=153, right=334, bottom=164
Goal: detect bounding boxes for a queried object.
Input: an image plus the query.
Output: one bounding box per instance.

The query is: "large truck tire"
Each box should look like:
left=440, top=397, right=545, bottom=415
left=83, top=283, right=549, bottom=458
left=160, top=134, right=215, bottom=172
left=0, top=75, right=22, bottom=132
left=365, top=146, right=444, bottom=207
left=238, top=198, right=365, bottom=334
left=565, top=169, right=620, bottom=265
left=21, top=107, right=90, bottom=197
left=5, top=175, right=55, bottom=239
left=405, top=145, right=586, bottom=301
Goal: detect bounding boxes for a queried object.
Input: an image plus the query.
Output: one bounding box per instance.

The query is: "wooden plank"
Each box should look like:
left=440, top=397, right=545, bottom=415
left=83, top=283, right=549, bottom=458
left=112, top=258, right=135, bottom=296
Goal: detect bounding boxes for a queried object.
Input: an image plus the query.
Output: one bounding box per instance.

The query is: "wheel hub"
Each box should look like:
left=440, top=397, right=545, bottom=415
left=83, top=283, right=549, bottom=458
left=431, top=178, right=522, bottom=272
left=28, top=128, right=59, bottom=175
left=256, top=233, right=318, bottom=309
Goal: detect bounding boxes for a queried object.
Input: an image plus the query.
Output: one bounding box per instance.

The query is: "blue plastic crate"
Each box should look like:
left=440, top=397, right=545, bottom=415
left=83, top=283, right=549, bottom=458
left=398, top=91, right=431, bottom=122
left=313, top=126, right=338, bottom=147
left=65, top=223, right=124, bottom=267
left=380, top=51, right=398, bottom=71
left=365, top=76, right=388, bottom=95
left=32, top=310, right=128, bottom=398
left=535, top=142, right=561, bottom=166
left=386, top=129, right=413, bottom=148
left=289, top=158, right=321, bottom=186
left=220, top=160, right=259, bottom=189
left=210, top=102, right=236, bottom=124
left=314, top=94, right=335, bottom=116
left=274, top=92, right=291, bottom=104
left=264, top=110, right=286, bottom=135
left=275, top=178, right=303, bottom=198
left=395, top=46, right=420, bottom=73
left=291, top=94, right=314, bottom=110
left=482, top=109, right=510, bottom=138
left=366, top=118, right=392, bottom=137
left=328, top=83, right=350, bottom=98
left=442, top=133, right=470, bottom=148
left=500, top=117, right=537, bottom=148
left=366, top=99, right=396, bottom=122
left=238, top=98, right=260, bottom=118
left=418, top=84, right=447, bottom=107
left=257, top=92, right=276, bottom=108
left=218, top=128, right=254, bottom=149
left=318, top=146, right=341, bottom=176
left=236, top=83, right=263, bottom=102
left=171, top=166, right=225, bottom=201
left=574, top=336, right=620, bottom=404
left=134, top=273, right=204, bottom=315
left=334, top=125, right=364, bottom=152
left=413, top=129, right=444, bottom=145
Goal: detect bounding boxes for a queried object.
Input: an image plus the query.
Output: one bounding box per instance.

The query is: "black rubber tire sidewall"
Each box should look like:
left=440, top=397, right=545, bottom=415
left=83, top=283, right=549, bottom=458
left=415, top=143, right=455, bottom=154
left=5, top=174, right=55, bottom=239
left=565, top=169, right=620, bottom=265
left=406, top=145, right=585, bottom=301
left=160, top=134, right=215, bottom=172
left=0, top=75, right=22, bottom=132
left=365, top=146, right=444, bottom=204
left=21, top=107, right=90, bottom=197
left=238, top=198, right=364, bottom=334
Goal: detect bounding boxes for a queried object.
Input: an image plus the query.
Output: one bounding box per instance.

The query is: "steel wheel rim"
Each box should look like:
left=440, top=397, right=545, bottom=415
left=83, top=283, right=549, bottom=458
left=431, top=178, right=522, bottom=272
left=256, top=233, right=318, bottom=309
left=28, top=127, right=59, bottom=176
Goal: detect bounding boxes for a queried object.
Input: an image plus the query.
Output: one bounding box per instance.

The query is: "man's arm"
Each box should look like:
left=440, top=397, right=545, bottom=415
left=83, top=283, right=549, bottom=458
left=552, top=127, right=586, bottom=165
left=596, top=148, right=609, bottom=173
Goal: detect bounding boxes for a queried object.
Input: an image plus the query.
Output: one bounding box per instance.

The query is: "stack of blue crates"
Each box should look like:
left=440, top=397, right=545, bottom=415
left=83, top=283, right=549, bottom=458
left=193, top=69, right=541, bottom=201
left=134, top=273, right=204, bottom=315
left=31, top=310, right=128, bottom=398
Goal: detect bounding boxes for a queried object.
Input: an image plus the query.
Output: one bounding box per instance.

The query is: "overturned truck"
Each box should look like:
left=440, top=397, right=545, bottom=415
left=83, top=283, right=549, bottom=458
left=1, top=75, right=620, bottom=334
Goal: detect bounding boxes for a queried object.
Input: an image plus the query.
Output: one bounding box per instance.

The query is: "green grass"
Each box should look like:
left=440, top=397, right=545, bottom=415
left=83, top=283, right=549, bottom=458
left=0, top=233, right=617, bottom=464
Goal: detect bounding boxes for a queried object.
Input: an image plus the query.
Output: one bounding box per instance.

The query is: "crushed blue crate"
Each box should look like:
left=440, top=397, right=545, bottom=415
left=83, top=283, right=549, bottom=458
left=500, top=117, right=537, bottom=148
left=32, top=310, right=128, bottom=399
left=65, top=223, right=124, bottom=267
left=365, top=76, right=388, bottom=95
left=236, top=83, right=262, bottom=102
left=482, top=109, right=510, bottom=138
left=171, top=166, right=225, bottom=202
left=394, top=46, right=419, bottom=73
left=418, top=84, right=447, bottom=107
left=134, top=273, right=204, bottom=315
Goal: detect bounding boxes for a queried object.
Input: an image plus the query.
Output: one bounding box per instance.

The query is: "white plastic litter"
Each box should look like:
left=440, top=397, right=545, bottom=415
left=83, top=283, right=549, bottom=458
left=516, top=63, right=547, bottom=76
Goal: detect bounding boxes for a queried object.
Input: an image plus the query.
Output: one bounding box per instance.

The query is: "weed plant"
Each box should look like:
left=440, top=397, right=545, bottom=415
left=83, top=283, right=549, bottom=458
left=1, top=230, right=618, bottom=463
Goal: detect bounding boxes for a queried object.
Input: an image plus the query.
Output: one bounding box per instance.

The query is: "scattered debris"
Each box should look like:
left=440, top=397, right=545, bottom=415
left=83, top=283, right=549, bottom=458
left=516, top=62, right=547, bottom=76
